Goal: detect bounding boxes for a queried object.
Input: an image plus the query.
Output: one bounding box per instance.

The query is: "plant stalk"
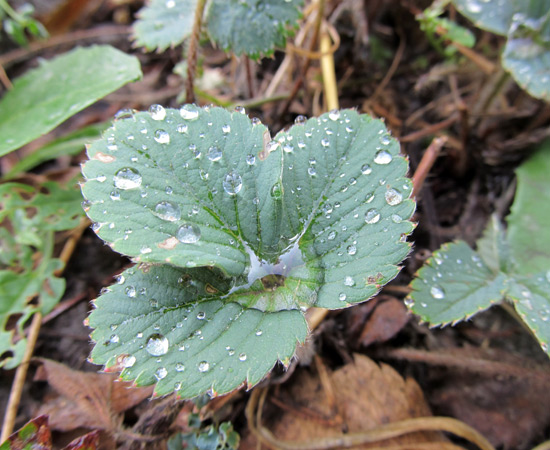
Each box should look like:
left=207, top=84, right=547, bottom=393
left=185, top=0, right=207, bottom=103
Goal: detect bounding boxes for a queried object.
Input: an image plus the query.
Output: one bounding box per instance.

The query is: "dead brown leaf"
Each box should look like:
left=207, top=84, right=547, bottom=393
left=35, top=359, right=153, bottom=432
left=242, top=354, right=447, bottom=448
left=359, top=297, right=409, bottom=347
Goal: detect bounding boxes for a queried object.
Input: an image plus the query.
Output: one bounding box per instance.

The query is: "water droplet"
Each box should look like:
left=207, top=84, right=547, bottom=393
left=177, top=223, right=201, bottom=243
left=308, top=167, right=317, bottom=176
left=198, top=361, right=210, bottom=372
left=430, top=285, right=445, bottom=299
left=328, top=230, right=337, bottom=240
left=223, top=171, right=243, bottom=195
left=109, top=334, right=119, bottom=343
left=154, top=201, right=181, bottom=222
left=180, top=106, right=199, bottom=120
left=153, top=129, right=170, bottom=144
left=246, top=154, right=256, bottom=165
left=140, top=245, right=152, bottom=254
left=295, top=115, right=307, bottom=124
left=165, top=186, right=173, bottom=195
left=271, top=183, right=282, bottom=199
left=125, top=286, right=136, bottom=297
left=200, top=169, right=209, bottom=180
left=344, top=276, right=355, bottom=286
left=175, top=363, right=185, bottom=372
left=114, top=168, right=142, bottom=190
left=145, top=334, right=169, bottom=356
left=114, top=108, right=135, bottom=121
left=177, top=123, right=188, bottom=133
left=148, top=104, right=166, bottom=120
left=222, top=124, right=231, bottom=134
left=197, top=311, right=206, bottom=320
left=122, top=355, right=136, bottom=368
left=385, top=188, right=403, bottom=206
left=391, top=214, right=403, bottom=223
left=252, top=117, right=262, bottom=125
left=465, top=0, right=482, bottom=13
left=365, top=209, right=381, bottom=224
left=374, top=150, right=392, bottom=164
left=207, top=146, right=222, bottom=161
left=110, top=190, right=120, bottom=201
left=347, top=245, right=357, bottom=255
left=165, top=0, right=175, bottom=8
left=379, top=134, right=391, bottom=145
left=339, top=292, right=347, bottom=301
left=155, top=367, right=167, bottom=380
left=321, top=138, right=330, bottom=147
left=234, top=105, right=246, bottom=114
left=328, top=109, right=340, bottom=121
left=404, top=297, right=414, bottom=308
left=239, top=353, right=247, bottom=361
left=255, top=330, right=263, bottom=336
left=361, top=164, right=372, bottom=175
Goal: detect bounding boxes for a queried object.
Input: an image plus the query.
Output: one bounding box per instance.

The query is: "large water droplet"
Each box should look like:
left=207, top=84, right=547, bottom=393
left=223, top=171, right=243, bottom=195
left=125, top=286, right=136, bottom=297
left=344, top=276, right=355, bottom=287
left=145, top=334, right=169, bottom=356
left=385, top=188, right=403, bottom=206
left=430, top=285, right=445, bottom=299
left=365, top=209, right=381, bottom=224
left=148, top=104, right=166, bottom=120
left=180, top=106, right=199, bottom=120
left=374, top=150, right=392, bottom=164
left=177, top=223, right=201, bottom=243
left=114, top=168, right=142, bottom=190
left=239, top=353, right=247, bottom=361
left=122, top=355, right=136, bottom=368
left=154, top=129, right=170, bottom=144
left=198, top=361, right=210, bottom=372
left=328, top=109, right=340, bottom=121
left=155, top=367, right=167, bottom=380
left=294, top=115, right=307, bottom=124
left=271, top=183, right=282, bottom=199
left=154, top=201, right=181, bottom=222
left=347, top=245, right=357, bottom=255
left=207, top=146, right=222, bottom=161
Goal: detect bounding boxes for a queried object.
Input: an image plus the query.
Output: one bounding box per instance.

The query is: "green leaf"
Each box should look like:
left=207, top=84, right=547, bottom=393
left=502, top=9, right=550, bottom=101
left=409, top=241, right=508, bottom=326
left=509, top=273, right=550, bottom=353
left=507, top=140, right=550, bottom=275
left=476, top=214, right=510, bottom=273
left=82, top=106, right=415, bottom=397
left=206, top=0, right=303, bottom=59
left=0, top=45, right=142, bottom=157
left=451, top=0, right=525, bottom=36
left=0, top=415, right=51, bottom=450
left=4, top=122, right=108, bottom=178
left=133, top=0, right=197, bottom=52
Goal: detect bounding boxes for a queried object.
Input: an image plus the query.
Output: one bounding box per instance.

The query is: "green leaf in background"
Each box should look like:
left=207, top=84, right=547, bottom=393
left=133, top=0, right=197, bottom=52
left=4, top=122, right=109, bottom=179
left=82, top=106, right=415, bottom=396
left=507, top=140, right=550, bottom=275
left=0, top=45, right=142, bottom=157
left=0, top=180, right=83, bottom=368
left=206, top=0, right=303, bottom=59
left=451, top=0, right=525, bottom=36
left=408, top=141, right=550, bottom=355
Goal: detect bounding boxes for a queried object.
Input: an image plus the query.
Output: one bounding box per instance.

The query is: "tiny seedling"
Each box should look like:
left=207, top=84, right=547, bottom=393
left=81, top=105, right=415, bottom=398
left=408, top=141, right=550, bottom=355
left=451, top=0, right=550, bottom=100
left=167, top=413, right=239, bottom=450
left=133, top=0, right=303, bottom=59
left=0, top=0, right=47, bottom=46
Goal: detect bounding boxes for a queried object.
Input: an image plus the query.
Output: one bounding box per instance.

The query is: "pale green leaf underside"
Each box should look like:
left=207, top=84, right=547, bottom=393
left=0, top=45, right=142, bottom=157
left=507, top=140, right=550, bottom=275
left=133, top=0, right=197, bottom=51
left=409, top=241, right=507, bottom=325
left=89, top=264, right=307, bottom=397
left=206, top=0, right=303, bottom=59
left=83, top=106, right=414, bottom=396
left=451, top=0, right=527, bottom=36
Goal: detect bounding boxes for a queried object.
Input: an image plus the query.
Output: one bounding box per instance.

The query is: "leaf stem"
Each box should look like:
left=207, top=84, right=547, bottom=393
left=185, top=0, right=207, bottom=103
left=1, top=312, right=42, bottom=443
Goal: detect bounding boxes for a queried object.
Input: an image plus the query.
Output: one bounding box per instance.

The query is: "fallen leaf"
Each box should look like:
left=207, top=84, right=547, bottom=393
left=62, top=430, right=100, bottom=450
left=242, top=354, right=447, bottom=448
left=35, top=359, right=153, bottom=432
left=0, top=415, right=51, bottom=450
left=359, top=297, right=409, bottom=347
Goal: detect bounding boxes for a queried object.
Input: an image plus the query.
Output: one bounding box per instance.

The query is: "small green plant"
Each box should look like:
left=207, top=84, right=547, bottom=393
left=417, top=0, right=476, bottom=57
left=81, top=105, right=415, bottom=398
left=133, top=0, right=303, bottom=59
left=167, top=413, right=239, bottom=450
left=452, top=0, right=550, bottom=100
left=0, top=0, right=47, bottom=46
left=408, top=141, right=550, bottom=354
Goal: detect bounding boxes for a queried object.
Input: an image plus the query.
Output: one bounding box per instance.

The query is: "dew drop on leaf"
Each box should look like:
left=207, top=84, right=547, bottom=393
left=154, top=201, right=181, bottom=222
left=365, top=209, right=381, bottom=224
left=404, top=297, right=414, bottom=308
left=328, top=109, right=340, bottom=121
left=113, top=168, right=142, bottom=190
left=339, top=293, right=347, bottom=301
left=148, top=104, right=166, bottom=121
left=321, top=138, right=330, bottom=147
left=361, top=164, right=372, bottom=175
left=207, top=146, right=222, bottom=161
left=222, top=124, right=231, bottom=134
left=197, top=311, right=206, bottom=320
left=125, top=286, right=136, bottom=297
left=246, top=154, right=256, bottom=165
left=166, top=0, right=175, bottom=8
left=430, top=285, right=445, bottom=299
left=294, top=115, right=307, bottom=124
left=176, top=363, right=185, bottom=372
left=177, top=124, right=188, bottom=133
left=239, top=353, right=247, bottom=361
left=347, top=245, right=357, bottom=255
left=308, top=167, right=317, bottom=176
left=180, top=106, right=199, bottom=120
left=385, top=188, right=403, bottom=206
left=374, top=150, right=393, bottom=165
left=145, top=334, right=169, bottom=356
left=255, top=330, right=263, bottom=336
left=155, top=367, right=167, bottom=380
left=234, top=105, right=246, bottom=114
left=110, top=190, right=120, bottom=201
left=177, top=223, right=201, bottom=243
left=223, top=171, right=243, bottom=195
left=154, top=129, right=170, bottom=144
left=344, top=276, right=355, bottom=287
left=122, top=355, right=136, bottom=368
left=198, top=361, right=210, bottom=372
left=379, top=134, right=392, bottom=145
